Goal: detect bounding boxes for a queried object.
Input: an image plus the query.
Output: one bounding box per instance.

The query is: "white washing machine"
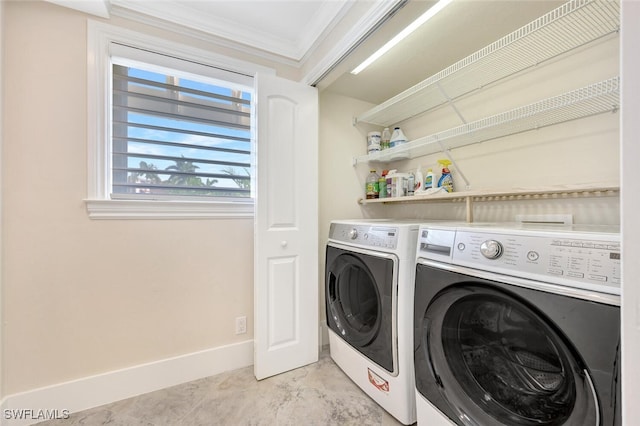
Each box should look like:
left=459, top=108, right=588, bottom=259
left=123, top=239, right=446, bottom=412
left=325, top=219, right=422, bottom=425
left=413, top=223, right=621, bottom=426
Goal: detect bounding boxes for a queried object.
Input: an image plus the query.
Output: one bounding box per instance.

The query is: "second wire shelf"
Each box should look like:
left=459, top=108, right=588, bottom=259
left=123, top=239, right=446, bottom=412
left=355, top=77, right=619, bottom=165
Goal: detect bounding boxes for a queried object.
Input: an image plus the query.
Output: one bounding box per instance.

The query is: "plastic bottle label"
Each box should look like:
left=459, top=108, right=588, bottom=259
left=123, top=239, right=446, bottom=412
left=366, top=181, right=380, bottom=199
left=379, top=180, right=387, bottom=198
left=438, top=174, right=453, bottom=193
left=425, top=175, right=433, bottom=188
left=367, top=132, right=381, bottom=154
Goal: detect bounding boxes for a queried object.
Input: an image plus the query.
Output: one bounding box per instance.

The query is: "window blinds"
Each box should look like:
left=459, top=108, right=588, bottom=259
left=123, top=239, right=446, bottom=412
left=111, top=64, right=252, bottom=199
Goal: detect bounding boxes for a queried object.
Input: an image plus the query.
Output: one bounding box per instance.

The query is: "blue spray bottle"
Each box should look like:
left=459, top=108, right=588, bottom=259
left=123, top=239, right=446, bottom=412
left=437, top=159, right=454, bottom=193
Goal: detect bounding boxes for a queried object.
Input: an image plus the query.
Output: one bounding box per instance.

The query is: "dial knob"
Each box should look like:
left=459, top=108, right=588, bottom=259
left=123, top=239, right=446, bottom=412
left=348, top=228, right=358, bottom=240
left=480, top=240, right=503, bottom=259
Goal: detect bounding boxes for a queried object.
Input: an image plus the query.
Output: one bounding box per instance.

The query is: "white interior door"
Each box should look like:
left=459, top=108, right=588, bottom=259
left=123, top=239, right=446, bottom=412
left=254, top=73, right=319, bottom=380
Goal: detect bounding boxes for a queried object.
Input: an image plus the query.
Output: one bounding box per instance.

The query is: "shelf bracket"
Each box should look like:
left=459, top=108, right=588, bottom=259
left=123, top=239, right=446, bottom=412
left=465, top=196, right=474, bottom=223
left=436, top=82, right=467, bottom=124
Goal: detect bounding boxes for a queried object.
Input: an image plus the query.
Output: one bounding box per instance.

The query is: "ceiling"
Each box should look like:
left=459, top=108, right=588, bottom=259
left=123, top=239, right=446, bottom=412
left=47, top=0, right=564, bottom=104
left=318, top=0, right=564, bottom=104
left=108, top=0, right=359, bottom=61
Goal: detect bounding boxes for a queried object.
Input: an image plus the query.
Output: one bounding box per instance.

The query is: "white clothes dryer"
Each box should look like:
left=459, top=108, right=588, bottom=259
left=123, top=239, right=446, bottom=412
left=325, top=219, right=422, bottom=425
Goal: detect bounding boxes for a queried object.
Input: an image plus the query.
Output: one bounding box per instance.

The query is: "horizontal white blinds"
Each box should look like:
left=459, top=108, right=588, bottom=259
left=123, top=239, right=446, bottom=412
left=111, top=63, right=253, bottom=199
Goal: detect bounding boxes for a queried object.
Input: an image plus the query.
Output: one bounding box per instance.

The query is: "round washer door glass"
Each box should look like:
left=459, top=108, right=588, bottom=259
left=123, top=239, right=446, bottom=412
left=327, top=254, right=381, bottom=347
left=424, top=285, right=598, bottom=425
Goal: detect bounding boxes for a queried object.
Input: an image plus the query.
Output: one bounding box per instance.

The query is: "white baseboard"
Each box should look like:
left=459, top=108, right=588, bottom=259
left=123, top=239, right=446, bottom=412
left=0, top=340, right=254, bottom=426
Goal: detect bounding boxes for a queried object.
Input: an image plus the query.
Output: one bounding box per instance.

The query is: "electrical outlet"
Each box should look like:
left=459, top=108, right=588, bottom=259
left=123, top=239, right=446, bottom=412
left=235, top=316, right=247, bottom=334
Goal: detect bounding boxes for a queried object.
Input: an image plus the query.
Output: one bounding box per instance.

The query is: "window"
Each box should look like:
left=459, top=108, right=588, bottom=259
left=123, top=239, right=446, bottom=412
left=86, top=22, right=273, bottom=219
left=111, top=61, right=252, bottom=200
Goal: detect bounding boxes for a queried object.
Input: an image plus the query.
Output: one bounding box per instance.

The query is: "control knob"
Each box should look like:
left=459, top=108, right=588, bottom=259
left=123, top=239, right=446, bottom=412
left=480, top=240, right=503, bottom=259
left=348, top=228, right=358, bottom=240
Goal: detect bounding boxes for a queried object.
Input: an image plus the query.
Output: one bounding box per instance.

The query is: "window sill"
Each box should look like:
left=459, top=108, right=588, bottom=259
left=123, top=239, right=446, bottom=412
left=85, top=199, right=254, bottom=220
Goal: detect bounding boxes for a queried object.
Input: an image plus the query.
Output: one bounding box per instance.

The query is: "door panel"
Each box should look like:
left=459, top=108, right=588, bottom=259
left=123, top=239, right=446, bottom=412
left=266, top=97, right=296, bottom=227
left=267, top=256, right=297, bottom=348
left=254, top=73, right=318, bottom=380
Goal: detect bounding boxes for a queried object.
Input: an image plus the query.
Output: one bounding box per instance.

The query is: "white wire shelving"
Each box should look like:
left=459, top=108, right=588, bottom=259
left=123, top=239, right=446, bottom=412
left=354, top=0, right=620, bottom=128
left=352, top=0, right=620, bottom=216
left=358, top=183, right=620, bottom=223
left=355, top=77, right=620, bottom=164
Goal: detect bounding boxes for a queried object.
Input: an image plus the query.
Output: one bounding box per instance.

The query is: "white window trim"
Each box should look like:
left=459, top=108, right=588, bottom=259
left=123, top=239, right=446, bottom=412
left=86, top=20, right=275, bottom=219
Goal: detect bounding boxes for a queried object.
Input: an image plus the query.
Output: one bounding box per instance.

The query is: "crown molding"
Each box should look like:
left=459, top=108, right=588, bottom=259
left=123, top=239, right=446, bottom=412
left=301, top=0, right=406, bottom=86
left=110, top=0, right=353, bottom=62
left=45, top=0, right=110, bottom=18
left=109, top=5, right=301, bottom=69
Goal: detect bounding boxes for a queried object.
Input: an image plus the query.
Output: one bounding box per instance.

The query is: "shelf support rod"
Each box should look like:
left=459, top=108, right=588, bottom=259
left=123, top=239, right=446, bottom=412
left=436, top=82, right=467, bottom=124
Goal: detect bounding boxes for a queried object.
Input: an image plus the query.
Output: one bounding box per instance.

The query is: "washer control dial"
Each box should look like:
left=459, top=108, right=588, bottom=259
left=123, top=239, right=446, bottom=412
left=348, top=228, right=358, bottom=240
left=480, top=240, right=504, bottom=259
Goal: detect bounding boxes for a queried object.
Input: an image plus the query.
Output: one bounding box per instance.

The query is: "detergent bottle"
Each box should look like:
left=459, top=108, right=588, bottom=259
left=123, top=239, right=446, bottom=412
left=424, top=168, right=434, bottom=189
left=437, top=159, right=454, bottom=193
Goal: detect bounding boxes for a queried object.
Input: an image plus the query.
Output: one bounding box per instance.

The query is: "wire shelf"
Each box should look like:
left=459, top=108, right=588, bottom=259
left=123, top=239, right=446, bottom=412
left=355, top=77, right=619, bottom=164
left=358, top=183, right=620, bottom=222
left=355, top=0, right=620, bottom=127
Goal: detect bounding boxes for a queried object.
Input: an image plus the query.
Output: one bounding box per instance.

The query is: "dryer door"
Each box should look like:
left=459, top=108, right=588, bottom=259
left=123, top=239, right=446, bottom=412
left=414, top=264, right=602, bottom=426
left=325, top=245, right=396, bottom=373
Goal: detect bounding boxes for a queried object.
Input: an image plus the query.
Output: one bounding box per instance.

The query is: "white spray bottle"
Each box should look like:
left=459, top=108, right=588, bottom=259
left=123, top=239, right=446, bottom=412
left=414, top=166, right=424, bottom=193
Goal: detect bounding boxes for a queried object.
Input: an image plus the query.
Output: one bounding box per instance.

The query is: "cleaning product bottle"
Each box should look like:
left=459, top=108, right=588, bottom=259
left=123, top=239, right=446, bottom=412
left=390, top=127, right=407, bottom=148
left=366, top=170, right=380, bottom=199
left=378, top=170, right=388, bottom=198
left=386, top=170, right=395, bottom=198
left=381, top=127, right=391, bottom=150
left=437, top=160, right=454, bottom=193
left=414, top=166, right=424, bottom=193
left=407, top=173, right=415, bottom=196
left=425, top=168, right=434, bottom=190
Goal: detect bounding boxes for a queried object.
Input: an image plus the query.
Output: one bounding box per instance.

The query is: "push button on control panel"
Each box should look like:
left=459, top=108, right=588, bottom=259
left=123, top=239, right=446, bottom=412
left=526, top=251, right=539, bottom=261
left=588, top=274, right=608, bottom=282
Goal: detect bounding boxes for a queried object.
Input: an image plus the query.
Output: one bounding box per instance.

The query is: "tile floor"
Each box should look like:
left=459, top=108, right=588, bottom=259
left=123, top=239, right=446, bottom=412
left=36, top=348, right=405, bottom=426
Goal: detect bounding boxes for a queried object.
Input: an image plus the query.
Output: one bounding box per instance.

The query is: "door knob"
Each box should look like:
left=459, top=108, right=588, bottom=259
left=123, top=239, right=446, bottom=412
left=281, top=241, right=288, bottom=247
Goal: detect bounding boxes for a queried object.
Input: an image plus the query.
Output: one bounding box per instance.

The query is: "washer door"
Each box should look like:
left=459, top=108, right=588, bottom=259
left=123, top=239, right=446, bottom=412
left=325, top=245, right=395, bottom=372
left=422, top=285, right=598, bottom=426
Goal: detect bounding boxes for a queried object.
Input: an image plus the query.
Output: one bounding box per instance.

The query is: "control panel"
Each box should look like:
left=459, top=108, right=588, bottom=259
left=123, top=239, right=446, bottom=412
left=418, top=227, right=621, bottom=295
left=329, top=223, right=398, bottom=250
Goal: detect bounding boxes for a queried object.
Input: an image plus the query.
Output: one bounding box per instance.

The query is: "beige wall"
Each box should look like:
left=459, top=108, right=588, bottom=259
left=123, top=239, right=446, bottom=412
left=2, top=1, right=259, bottom=395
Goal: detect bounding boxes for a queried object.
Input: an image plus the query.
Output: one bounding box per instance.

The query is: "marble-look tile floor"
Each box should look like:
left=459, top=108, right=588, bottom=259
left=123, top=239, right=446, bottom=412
left=37, top=348, right=405, bottom=426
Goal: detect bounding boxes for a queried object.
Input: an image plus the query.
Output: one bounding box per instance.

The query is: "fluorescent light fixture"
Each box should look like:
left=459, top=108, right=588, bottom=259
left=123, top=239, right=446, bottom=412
left=351, top=0, right=454, bottom=75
